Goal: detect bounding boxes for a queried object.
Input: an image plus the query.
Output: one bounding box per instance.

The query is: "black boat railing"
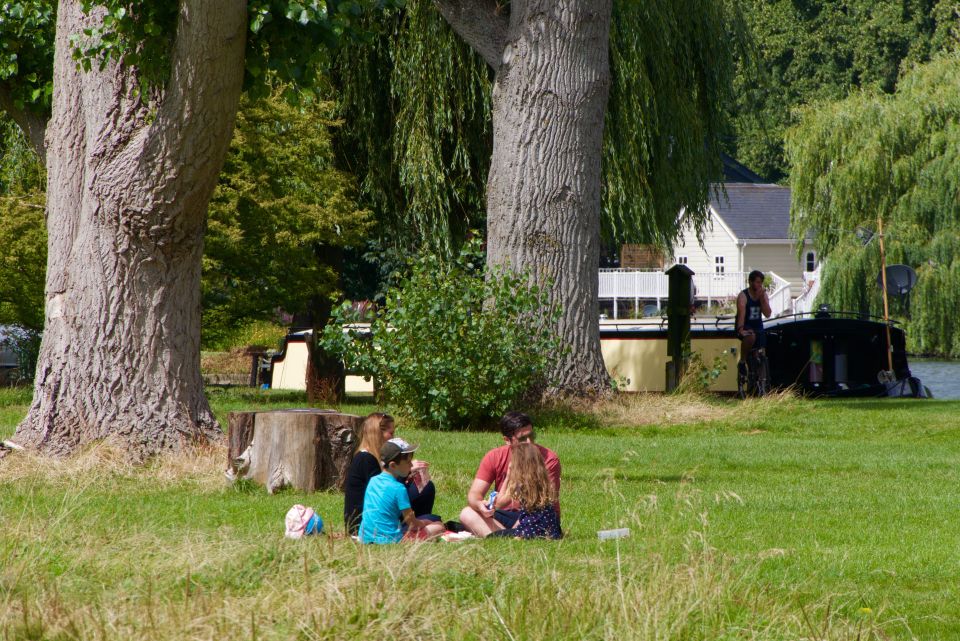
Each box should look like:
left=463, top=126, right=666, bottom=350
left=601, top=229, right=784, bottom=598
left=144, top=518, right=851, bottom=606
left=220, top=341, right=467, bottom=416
left=600, top=310, right=902, bottom=335
left=714, top=310, right=902, bottom=327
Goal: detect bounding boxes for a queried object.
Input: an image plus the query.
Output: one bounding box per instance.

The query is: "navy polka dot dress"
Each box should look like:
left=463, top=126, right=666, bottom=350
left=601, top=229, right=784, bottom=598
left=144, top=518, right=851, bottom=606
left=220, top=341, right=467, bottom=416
left=514, top=505, right=562, bottom=539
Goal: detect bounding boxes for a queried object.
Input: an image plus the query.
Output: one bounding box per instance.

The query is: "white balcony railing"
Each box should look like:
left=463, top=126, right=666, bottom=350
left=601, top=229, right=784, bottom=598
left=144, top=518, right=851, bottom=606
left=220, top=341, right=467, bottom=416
left=599, top=269, right=792, bottom=319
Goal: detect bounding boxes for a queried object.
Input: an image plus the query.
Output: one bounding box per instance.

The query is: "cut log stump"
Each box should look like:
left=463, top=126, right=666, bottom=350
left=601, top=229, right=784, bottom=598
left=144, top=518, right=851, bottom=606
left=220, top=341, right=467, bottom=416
left=226, top=409, right=361, bottom=494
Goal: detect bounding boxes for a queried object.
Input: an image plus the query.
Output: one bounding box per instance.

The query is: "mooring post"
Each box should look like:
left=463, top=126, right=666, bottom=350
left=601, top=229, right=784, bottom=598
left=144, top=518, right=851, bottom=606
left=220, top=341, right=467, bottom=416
left=665, top=264, right=695, bottom=392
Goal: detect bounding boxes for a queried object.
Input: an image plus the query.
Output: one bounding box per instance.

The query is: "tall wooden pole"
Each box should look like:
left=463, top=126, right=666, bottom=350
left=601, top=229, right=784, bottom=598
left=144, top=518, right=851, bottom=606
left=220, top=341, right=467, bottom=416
left=878, top=215, right=894, bottom=373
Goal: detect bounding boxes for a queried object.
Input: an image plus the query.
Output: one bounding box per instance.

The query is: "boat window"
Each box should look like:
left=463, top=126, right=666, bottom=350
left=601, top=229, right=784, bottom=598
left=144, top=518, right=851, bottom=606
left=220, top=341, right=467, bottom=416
left=714, top=256, right=725, bottom=274
left=806, top=251, right=816, bottom=272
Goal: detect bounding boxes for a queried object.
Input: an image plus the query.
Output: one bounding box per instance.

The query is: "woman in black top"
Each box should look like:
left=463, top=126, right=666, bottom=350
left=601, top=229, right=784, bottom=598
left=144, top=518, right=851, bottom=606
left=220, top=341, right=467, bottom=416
left=343, top=412, right=438, bottom=534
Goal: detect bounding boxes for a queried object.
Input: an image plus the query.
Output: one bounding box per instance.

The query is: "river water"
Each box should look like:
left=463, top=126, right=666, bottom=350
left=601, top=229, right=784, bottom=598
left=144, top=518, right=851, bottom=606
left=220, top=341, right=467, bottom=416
left=908, top=360, right=960, bottom=399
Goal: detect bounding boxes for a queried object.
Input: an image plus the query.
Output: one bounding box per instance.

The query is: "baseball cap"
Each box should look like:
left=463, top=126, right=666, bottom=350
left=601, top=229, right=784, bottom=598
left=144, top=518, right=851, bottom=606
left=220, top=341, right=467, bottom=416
left=380, top=437, right=418, bottom=465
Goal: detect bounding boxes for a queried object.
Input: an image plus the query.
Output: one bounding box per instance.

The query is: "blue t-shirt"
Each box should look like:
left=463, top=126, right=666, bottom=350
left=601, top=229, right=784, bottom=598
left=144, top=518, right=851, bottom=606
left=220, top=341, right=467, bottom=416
left=359, top=472, right=410, bottom=544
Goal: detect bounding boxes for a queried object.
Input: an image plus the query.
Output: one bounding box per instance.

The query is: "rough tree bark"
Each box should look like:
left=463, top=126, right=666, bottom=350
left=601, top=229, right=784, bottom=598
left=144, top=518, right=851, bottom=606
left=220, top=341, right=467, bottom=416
left=11, top=0, right=247, bottom=458
left=436, top=0, right=612, bottom=395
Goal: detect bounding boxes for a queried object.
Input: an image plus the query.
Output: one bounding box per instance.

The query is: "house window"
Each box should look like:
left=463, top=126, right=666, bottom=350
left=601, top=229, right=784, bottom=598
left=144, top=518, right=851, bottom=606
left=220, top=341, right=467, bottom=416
left=677, top=256, right=688, bottom=265
left=805, top=251, right=816, bottom=272
left=714, top=256, right=725, bottom=274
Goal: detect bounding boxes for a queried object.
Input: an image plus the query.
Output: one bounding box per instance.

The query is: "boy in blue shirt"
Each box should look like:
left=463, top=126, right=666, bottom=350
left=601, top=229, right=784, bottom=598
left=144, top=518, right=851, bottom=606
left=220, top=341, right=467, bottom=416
left=359, top=438, right=446, bottom=544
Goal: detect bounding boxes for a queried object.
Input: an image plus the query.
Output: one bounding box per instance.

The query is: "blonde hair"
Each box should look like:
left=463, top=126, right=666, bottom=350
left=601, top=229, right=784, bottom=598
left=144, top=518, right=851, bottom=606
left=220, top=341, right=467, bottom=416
left=356, top=412, right=394, bottom=459
left=502, top=442, right=556, bottom=511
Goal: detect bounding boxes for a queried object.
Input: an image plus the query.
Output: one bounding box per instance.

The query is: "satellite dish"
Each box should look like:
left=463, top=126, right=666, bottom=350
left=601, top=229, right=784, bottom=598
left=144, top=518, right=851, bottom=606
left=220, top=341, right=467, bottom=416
left=877, top=264, right=917, bottom=297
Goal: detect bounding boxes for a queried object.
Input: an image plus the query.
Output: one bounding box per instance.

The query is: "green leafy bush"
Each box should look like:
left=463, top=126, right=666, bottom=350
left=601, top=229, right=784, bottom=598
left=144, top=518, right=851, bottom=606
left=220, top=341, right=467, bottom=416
left=676, top=350, right=729, bottom=394
left=204, top=319, right=288, bottom=352
left=321, top=239, right=562, bottom=429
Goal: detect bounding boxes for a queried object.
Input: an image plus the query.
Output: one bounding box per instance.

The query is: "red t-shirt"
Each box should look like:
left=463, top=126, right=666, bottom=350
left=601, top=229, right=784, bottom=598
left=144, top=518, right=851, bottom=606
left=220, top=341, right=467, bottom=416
left=475, top=444, right=561, bottom=511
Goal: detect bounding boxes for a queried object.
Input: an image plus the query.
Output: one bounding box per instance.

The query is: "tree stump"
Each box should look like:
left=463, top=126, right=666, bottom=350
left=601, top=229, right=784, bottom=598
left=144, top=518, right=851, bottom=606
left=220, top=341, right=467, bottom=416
left=226, top=409, right=361, bottom=493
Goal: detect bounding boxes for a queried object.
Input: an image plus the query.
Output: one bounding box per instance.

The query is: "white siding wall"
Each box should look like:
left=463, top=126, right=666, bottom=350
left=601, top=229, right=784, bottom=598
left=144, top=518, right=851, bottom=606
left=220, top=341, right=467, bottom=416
left=672, top=212, right=741, bottom=276
left=742, top=244, right=810, bottom=292
left=669, top=209, right=815, bottom=299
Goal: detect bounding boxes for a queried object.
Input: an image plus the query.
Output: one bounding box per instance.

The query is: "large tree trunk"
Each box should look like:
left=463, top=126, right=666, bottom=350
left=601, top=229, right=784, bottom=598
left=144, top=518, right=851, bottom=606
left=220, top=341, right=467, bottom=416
left=12, top=0, right=247, bottom=458
left=436, top=0, right=613, bottom=396
left=306, top=244, right=345, bottom=404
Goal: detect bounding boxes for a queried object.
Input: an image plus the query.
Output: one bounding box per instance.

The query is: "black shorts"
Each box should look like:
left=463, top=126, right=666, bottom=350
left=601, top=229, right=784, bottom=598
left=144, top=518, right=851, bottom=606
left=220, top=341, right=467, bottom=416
left=493, top=509, right=520, bottom=528
left=739, top=328, right=766, bottom=349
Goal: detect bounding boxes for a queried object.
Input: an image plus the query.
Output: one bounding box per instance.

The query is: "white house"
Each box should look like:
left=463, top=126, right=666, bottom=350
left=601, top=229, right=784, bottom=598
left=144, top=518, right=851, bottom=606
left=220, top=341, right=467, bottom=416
left=673, top=181, right=816, bottom=296
left=599, top=157, right=818, bottom=317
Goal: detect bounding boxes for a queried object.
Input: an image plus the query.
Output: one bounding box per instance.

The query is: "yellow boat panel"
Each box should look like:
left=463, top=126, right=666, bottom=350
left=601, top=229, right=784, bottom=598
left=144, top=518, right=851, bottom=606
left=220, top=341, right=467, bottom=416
left=601, top=335, right=740, bottom=392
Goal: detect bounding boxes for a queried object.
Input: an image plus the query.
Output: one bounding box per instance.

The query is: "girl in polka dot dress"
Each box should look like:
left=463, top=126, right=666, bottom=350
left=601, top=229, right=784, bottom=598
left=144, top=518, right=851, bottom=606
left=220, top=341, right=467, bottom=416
left=492, top=442, right=562, bottom=539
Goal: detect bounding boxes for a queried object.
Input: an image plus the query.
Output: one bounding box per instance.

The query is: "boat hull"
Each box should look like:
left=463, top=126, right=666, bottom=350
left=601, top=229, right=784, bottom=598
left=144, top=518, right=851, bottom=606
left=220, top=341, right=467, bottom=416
left=600, top=314, right=925, bottom=398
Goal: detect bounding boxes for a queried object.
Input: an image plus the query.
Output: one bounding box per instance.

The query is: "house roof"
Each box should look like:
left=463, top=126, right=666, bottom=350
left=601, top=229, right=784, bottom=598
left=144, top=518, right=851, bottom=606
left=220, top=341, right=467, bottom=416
left=709, top=182, right=793, bottom=241
left=721, top=153, right=765, bottom=183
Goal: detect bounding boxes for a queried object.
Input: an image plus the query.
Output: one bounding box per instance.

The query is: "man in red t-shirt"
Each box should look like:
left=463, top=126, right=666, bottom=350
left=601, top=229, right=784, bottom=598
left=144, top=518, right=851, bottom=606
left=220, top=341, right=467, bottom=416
left=458, top=411, right=561, bottom=537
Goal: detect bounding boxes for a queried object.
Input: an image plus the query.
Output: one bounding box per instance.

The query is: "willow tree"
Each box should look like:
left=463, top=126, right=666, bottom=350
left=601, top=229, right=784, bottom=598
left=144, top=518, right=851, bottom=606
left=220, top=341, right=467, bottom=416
left=0, top=0, right=398, bottom=457
left=787, top=53, right=960, bottom=356
left=3, top=0, right=741, bottom=456
left=338, top=0, right=741, bottom=395
left=728, top=0, right=960, bottom=181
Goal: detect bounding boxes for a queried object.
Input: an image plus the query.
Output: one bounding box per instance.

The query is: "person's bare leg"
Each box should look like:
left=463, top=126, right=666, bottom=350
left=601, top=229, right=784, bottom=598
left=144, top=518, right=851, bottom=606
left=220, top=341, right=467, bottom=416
left=459, top=506, right=505, bottom=537
left=740, top=333, right=756, bottom=364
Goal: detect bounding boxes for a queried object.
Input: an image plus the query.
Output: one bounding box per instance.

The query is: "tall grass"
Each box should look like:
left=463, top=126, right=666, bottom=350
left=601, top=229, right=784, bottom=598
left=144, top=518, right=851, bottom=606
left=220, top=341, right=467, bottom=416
left=1, top=445, right=887, bottom=641
left=1, top=390, right=957, bottom=639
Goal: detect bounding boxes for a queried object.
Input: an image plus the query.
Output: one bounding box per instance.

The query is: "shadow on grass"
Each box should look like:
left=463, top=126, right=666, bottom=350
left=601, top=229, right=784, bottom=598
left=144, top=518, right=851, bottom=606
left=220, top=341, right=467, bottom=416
left=425, top=405, right=605, bottom=434
left=533, top=406, right=603, bottom=432
left=205, top=386, right=307, bottom=404
left=563, top=472, right=689, bottom=483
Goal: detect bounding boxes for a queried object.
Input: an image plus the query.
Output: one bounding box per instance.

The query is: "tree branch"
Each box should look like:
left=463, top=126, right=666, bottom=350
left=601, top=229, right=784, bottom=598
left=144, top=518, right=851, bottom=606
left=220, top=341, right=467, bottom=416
left=433, top=0, right=509, bottom=69
left=0, top=82, right=48, bottom=164
left=0, top=195, right=44, bottom=209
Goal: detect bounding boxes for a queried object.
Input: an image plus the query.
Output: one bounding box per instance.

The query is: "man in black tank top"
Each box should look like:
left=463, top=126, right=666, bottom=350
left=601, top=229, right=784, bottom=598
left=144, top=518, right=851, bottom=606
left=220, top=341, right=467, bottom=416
left=736, top=270, right=772, bottom=366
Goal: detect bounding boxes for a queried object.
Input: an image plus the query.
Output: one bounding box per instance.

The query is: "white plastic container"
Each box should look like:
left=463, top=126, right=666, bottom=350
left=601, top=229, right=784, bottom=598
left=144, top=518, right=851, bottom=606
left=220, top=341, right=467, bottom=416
left=597, top=528, right=630, bottom=540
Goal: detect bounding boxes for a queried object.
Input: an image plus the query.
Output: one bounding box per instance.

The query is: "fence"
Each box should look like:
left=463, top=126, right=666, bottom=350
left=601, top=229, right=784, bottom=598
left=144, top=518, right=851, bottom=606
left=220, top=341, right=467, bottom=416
left=598, top=269, right=792, bottom=319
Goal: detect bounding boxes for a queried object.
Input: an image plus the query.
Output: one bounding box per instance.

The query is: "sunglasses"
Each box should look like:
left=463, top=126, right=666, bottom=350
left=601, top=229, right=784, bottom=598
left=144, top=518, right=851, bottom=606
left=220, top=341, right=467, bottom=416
left=515, top=431, right=535, bottom=443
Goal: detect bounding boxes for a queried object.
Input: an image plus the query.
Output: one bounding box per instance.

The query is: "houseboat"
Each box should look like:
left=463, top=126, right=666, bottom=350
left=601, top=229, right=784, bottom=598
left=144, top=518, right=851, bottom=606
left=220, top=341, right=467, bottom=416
left=268, top=312, right=927, bottom=398
left=601, top=311, right=927, bottom=397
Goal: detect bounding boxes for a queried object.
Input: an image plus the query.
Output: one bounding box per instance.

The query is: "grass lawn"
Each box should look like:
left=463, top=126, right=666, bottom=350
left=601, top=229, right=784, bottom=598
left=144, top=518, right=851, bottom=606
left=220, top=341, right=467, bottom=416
left=1, top=387, right=958, bottom=639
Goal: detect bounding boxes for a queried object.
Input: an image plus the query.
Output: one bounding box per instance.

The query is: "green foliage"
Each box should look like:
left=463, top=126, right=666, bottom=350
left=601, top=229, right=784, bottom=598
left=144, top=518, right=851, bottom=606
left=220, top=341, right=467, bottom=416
left=0, top=1, right=55, bottom=112
left=62, top=0, right=403, bottom=103
left=787, top=53, right=960, bottom=356
left=203, top=90, right=371, bottom=348
left=204, top=320, right=288, bottom=352
left=0, top=114, right=43, bottom=192
left=676, top=350, right=730, bottom=394
left=71, top=0, right=178, bottom=90
left=321, top=238, right=564, bottom=428
left=337, top=0, right=744, bottom=252
left=0, top=325, right=41, bottom=383
left=604, top=0, right=744, bottom=247
left=729, top=0, right=960, bottom=181
left=245, top=0, right=404, bottom=103
left=333, top=0, right=491, bottom=255
left=0, top=117, right=45, bottom=331
left=0, top=197, right=45, bottom=331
